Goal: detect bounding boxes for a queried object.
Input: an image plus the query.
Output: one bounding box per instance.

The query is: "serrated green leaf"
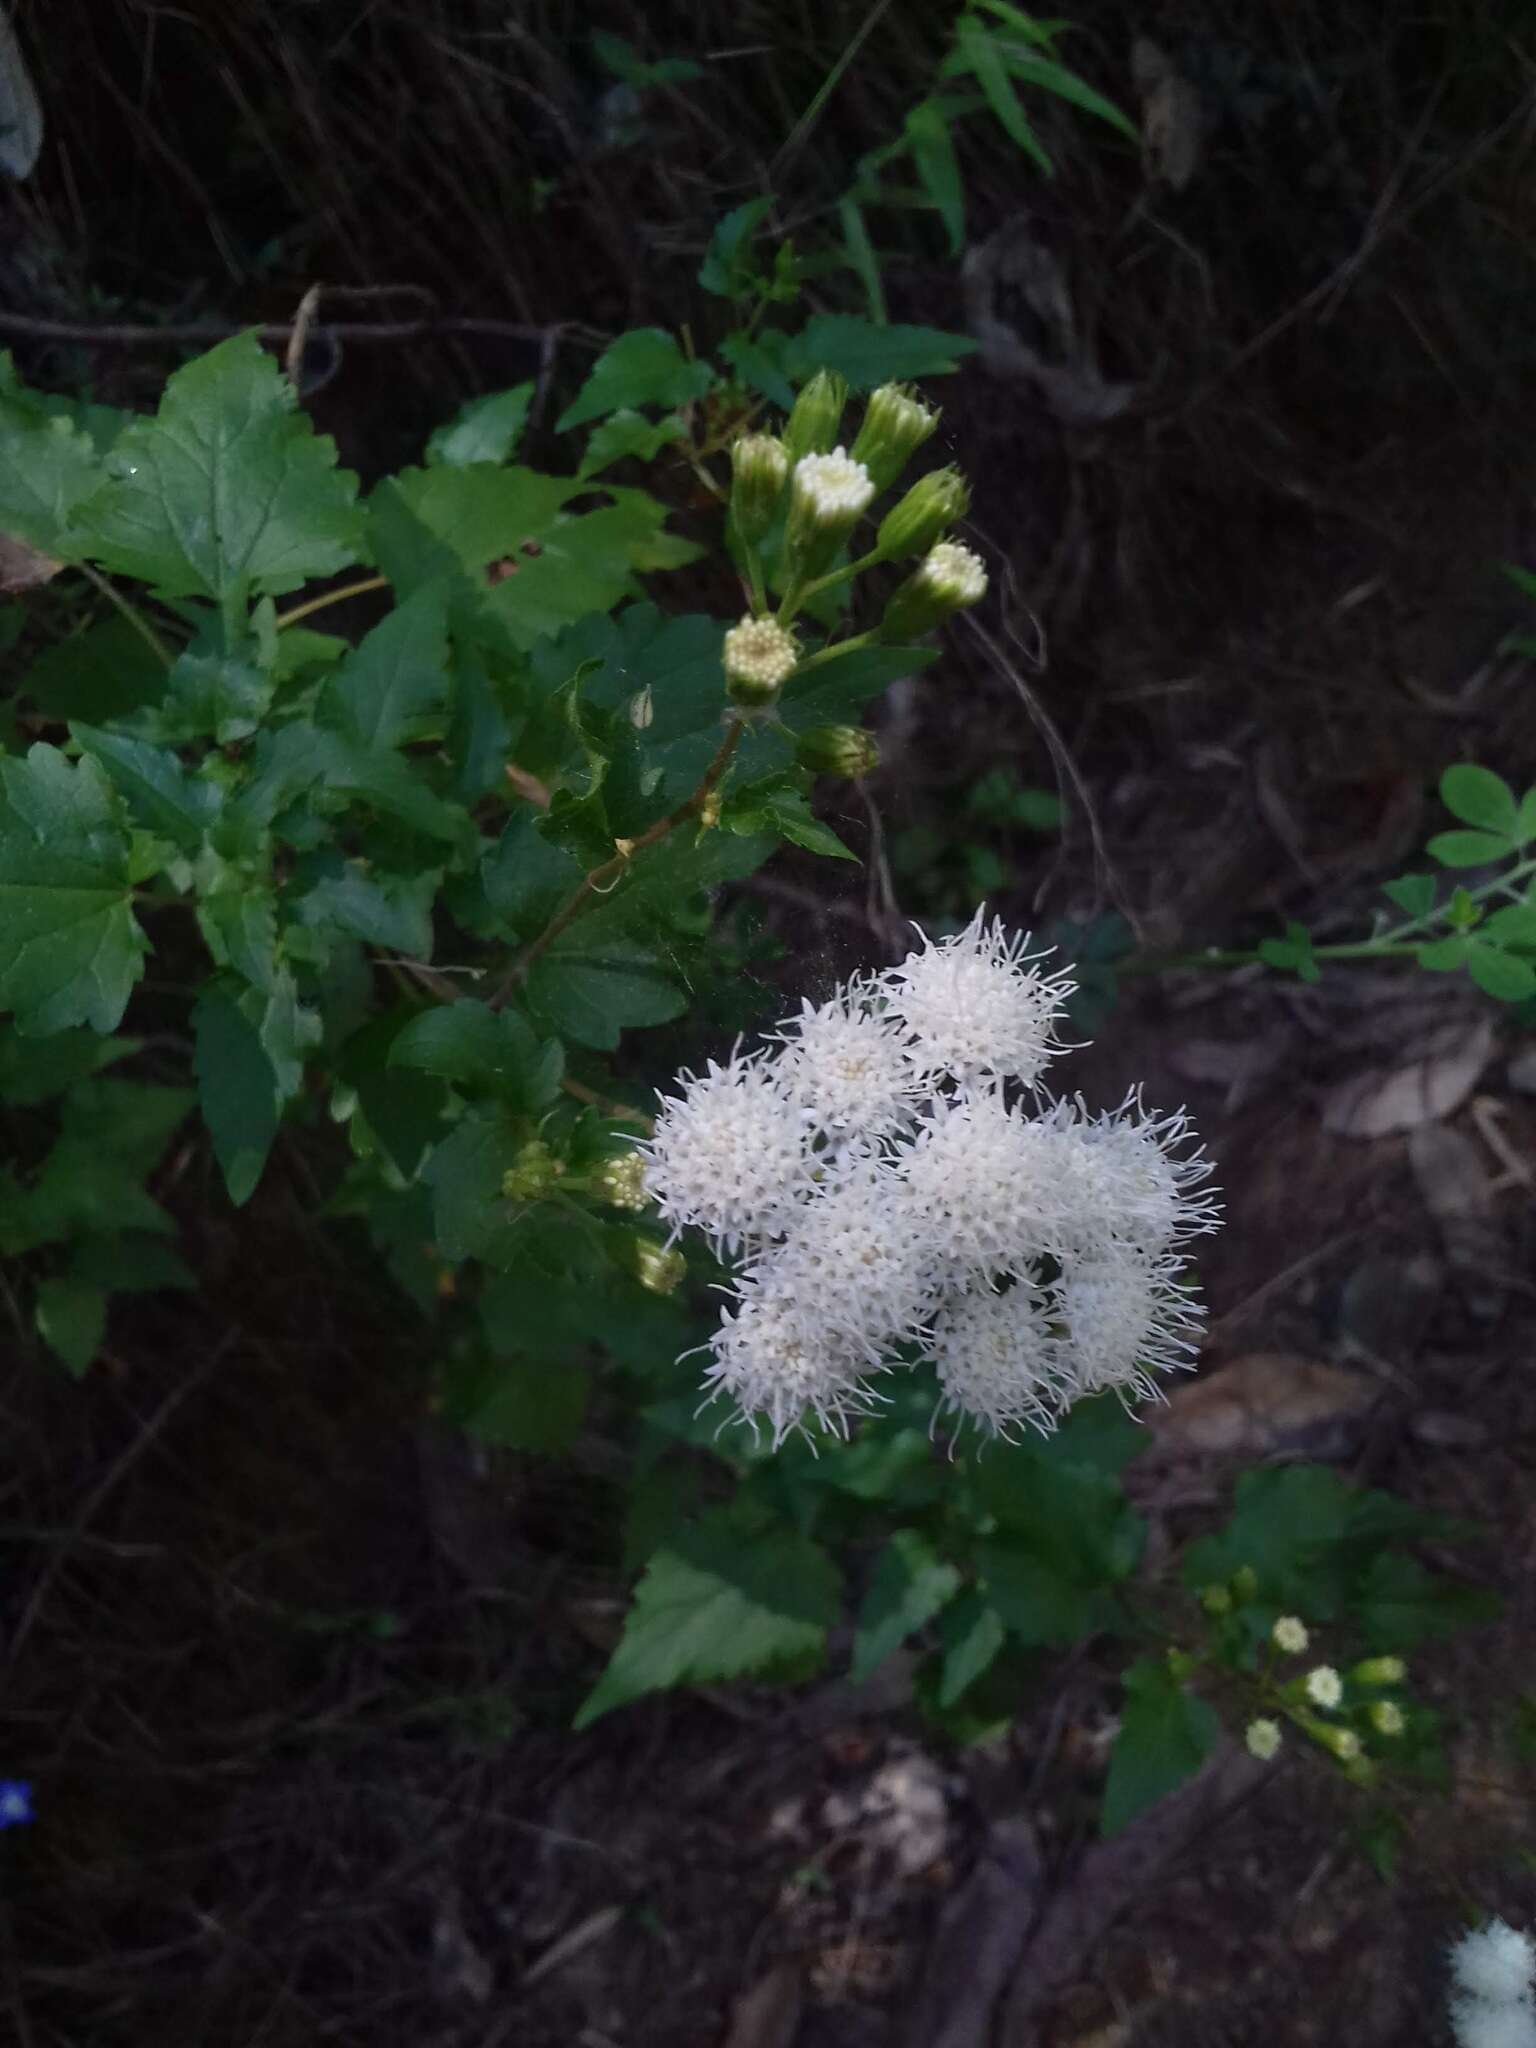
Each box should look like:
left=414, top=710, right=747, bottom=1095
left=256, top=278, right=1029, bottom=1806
left=159, top=640, right=272, bottom=745
left=313, top=730, right=476, bottom=851
left=781, top=315, right=976, bottom=389
left=440, top=1345, right=590, bottom=1454
left=1465, top=943, right=1536, bottom=1002
left=0, top=744, right=148, bottom=1033
left=1440, top=763, right=1519, bottom=835
left=70, top=724, right=222, bottom=849
left=481, top=812, right=586, bottom=937
left=574, top=1507, right=839, bottom=1727
left=425, top=383, right=534, bottom=467
left=295, top=861, right=440, bottom=959
left=1353, top=1551, right=1500, bottom=1651
left=937, top=1592, right=1008, bottom=1706
left=192, top=981, right=283, bottom=1206
left=20, top=616, right=168, bottom=723
left=977, top=1542, right=1103, bottom=1644
left=1518, top=789, right=1536, bottom=843
left=72, top=331, right=363, bottom=602
left=196, top=885, right=279, bottom=991
left=1381, top=873, right=1436, bottom=919
left=904, top=100, right=965, bottom=252
left=389, top=1000, right=563, bottom=1111
left=524, top=935, right=687, bottom=1050
left=557, top=328, right=713, bottom=432
left=1425, top=828, right=1513, bottom=868
left=0, top=387, right=103, bottom=553
left=972, top=1431, right=1145, bottom=1584
left=35, top=1273, right=107, bottom=1377
left=719, top=331, right=797, bottom=408
left=699, top=197, right=773, bottom=298
left=851, top=1530, right=961, bottom=1682
left=0, top=1020, right=126, bottom=1105
left=1101, top=1659, right=1220, bottom=1836
left=421, top=1111, right=527, bottom=1262
left=317, top=582, right=450, bottom=751
left=578, top=409, right=687, bottom=479
left=779, top=640, right=938, bottom=730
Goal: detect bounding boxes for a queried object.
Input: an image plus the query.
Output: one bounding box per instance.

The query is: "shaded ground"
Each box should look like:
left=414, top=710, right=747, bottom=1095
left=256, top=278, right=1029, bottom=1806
left=4, top=1, right=1536, bottom=2042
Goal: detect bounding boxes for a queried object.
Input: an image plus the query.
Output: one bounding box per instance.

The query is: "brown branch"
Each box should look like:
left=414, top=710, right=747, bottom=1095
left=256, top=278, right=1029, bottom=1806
left=0, top=308, right=584, bottom=351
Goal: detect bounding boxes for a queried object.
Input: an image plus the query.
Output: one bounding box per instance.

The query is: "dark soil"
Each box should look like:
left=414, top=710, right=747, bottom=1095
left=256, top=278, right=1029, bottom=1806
left=4, top=1, right=1536, bottom=2042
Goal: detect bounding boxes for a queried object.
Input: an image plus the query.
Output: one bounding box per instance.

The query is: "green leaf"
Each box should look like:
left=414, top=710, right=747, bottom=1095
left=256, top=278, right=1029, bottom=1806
left=781, top=314, right=977, bottom=389
left=971, top=1429, right=1145, bottom=1585
left=574, top=1507, right=840, bottom=1727
left=951, top=22, right=1054, bottom=173
left=699, top=198, right=773, bottom=298
left=1101, top=1659, right=1220, bottom=1836
left=1440, top=763, right=1519, bottom=836
left=70, top=724, right=222, bottom=850
left=192, top=981, right=283, bottom=1206
left=317, top=583, right=450, bottom=751
left=295, top=862, right=440, bottom=959
left=524, top=935, right=687, bottom=1050
left=719, top=332, right=797, bottom=409
left=0, top=744, right=147, bottom=1033
left=851, top=1530, right=962, bottom=1682
left=937, top=1592, right=1008, bottom=1706
left=0, top=383, right=102, bottom=553
left=425, top=383, right=534, bottom=467
left=838, top=197, right=888, bottom=325
left=34, top=1274, right=107, bottom=1377
left=19, top=616, right=168, bottom=724
left=904, top=100, right=965, bottom=252
left=592, top=30, right=702, bottom=87
left=422, top=1111, right=526, bottom=1262
left=197, top=885, right=279, bottom=991
left=159, top=638, right=272, bottom=745
left=73, top=331, right=363, bottom=602
left=557, top=329, right=713, bottom=432
left=578, top=410, right=687, bottom=479
left=990, top=48, right=1139, bottom=143
left=1381, top=873, right=1436, bottom=919
left=1481, top=904, right=1536, bottom=951
left=440, top=1345, right=589, bottom=1454
left=0, top=1021, right=126, bottom=1105
left=1425, top=829, right=1514, bottom=868
left=389, top=1001, right=563, bottom=1110
left=1465, top=943, right=1536, bottom=1002
left=977, top=1542, right=1101, bottom=1644
left=70, top=1234, right=195, bottom=1293
left=1353, top=1551, right=1500, bottom=1651
left=1415, top=935, right=1470, bottom=972
left=481, top=813, right=585, bottom=937
left=731, top=783, right=857, bottom=860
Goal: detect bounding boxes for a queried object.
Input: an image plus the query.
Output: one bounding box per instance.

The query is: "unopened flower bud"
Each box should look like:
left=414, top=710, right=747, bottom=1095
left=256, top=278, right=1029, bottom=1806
left=880, top=539, right=987, bottom=641
left=1199, top=1583, right=1232, bottom=1615
left=594, top=1151, right=649, bottom=1212
left=1230, top=1567, right=1259, bottom=1603
left=876, top=465, right=969, bottom=560
left=611, top=1233, right=687, bottom=1296
left=795, top=724, right=879, bottom=780
left=1316, top=1723, right=1362, bottom=1762
left=696, top=787, right=724, bottom=831
left=1272, top=1615, right=1309, bottom=1654
left=1165, top=1648, right=1197, bottom=1682
left=730, top=432, right=789, bottom=546
left=782, top=369, right=848, bottom=466
left=1303, top=1665, right=1343, bottom=1710
left=1350, top=1656, right=1406, bottom=1686
left=851, top=382, right=940, bottom=490
left=723, top=613, right=799, bottom=708
left=1245, top=1717, right=1282, bottom=1760
left=1369, top=1700, right=1405, bottom=1736
left=785, top=448, right=875, bottom=580
left=501, top=1138, right=565, bottom=1202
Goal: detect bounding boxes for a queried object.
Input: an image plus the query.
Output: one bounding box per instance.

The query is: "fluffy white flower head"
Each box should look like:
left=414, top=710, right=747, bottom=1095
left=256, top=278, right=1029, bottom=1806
left=792, top=447, right=875, bottom=521
left=1272, top=1615, right=1309, bottom=1654
left=749, top=1166, right=937, bottom=1357
left=1053, top=1242, right=1204, bottom=1404
left=1304, top=1665, right=1343, bottom=1710
left=1056, top=1093, right=1222, bottom=1254
left=924, top=1281, right=1061, bottom=1438
left=701, top=1269, right=883, bottom=1448
left=1449, top=2000, right=1536, bottom=2048
left=1452, top=1921, right=1536, bottom=2011
left=641, top=1051, right=810, bottom=1256
left=774, top=986, right=923, bottom=1142
left=723, top=614, right=799, bottom=692
left=1245, top=1718, right=1282, bottom=1761
left=880, top=908, right=1074, bottom=1087
left=897, top=1092, right=1059, bottom=1278
left=917, top=538, right=987, bottom=603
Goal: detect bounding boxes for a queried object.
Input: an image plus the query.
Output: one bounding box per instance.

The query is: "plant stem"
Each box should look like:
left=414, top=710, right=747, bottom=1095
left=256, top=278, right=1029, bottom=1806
left=490, top=718, right=747, bottom=1008
left=273, top=575, right=389, bottom=629
left=788, top=629, right=877, bottom=678
left=76, top=562, right=175, bottom=667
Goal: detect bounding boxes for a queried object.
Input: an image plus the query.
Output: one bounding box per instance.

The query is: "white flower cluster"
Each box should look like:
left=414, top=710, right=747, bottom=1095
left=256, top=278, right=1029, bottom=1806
left=639, top=910, right=1220, bottom=1446
left=722, top=615, right=799, bottom=692
left=916, top=539, right=987, bottom=604
left=1449, top=1921, right=1536, bottom=2048
left=792, top=448, right=876, bottom=522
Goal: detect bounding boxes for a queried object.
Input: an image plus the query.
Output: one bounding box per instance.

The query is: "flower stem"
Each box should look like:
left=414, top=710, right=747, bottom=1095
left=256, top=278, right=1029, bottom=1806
left=273, top=575, right=389, bottom=629
left=76, top=562, right=174, bottom=667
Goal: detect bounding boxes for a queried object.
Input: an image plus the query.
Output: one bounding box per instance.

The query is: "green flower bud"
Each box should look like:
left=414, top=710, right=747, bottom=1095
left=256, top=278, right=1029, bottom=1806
left=1368, top=1699, right=1405, bottom=1736
left=1313, top=1721, right=1363, bottom=1764
left=794, top=724, right=879, bottom=779
left=875, top=465, right=969, bottom=560
left=784, top=448, right=876, bottom=581
left=1165, top=1648, right=1197, bottom=1682
left=1230, top=1566, right=1260, bottom=1604
left=1199, top=1583, right=1232, bottom=1615
left=851, top=382, right=940, bottom=490
left=593, top=1151, right=649, bottom=1212
left=611, top=1232, right=687, bottom=1296
left=723, top=613, right=799, bottom=709
left=782, top=369, right=847, bottom=466
left=880, top=539, right=987, bottom=641
left=501, top=1138, right=565, bottom=1202
left=1350, top=1656, right=1406, bottom=1687
left=729, top=432, right=789, bottom=547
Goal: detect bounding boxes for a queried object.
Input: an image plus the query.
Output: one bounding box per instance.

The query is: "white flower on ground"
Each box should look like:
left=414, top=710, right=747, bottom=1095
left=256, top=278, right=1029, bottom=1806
left=641, top=1050, right=811, bottom=1256
left=1245, top=1718, right=1282, bottom=1760
left=1051, top=1241, right=1206, bottom=1404
left=1451, top=1921, right=1536, bottom=2010
left=878, top=908, right=1074, bottom=1088
left=773, top=983, right=924, bottom=1143
left=1304, top=1665, right=1343, bottom=1710
left=1272, top=1615, right=1309, bottom=1654
left=923, top=1279, right=1063, bottom=1439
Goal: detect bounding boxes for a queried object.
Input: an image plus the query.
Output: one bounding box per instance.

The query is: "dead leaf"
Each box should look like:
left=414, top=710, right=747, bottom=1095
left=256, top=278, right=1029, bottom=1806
left=522, top=1904, right=623, bottom=1991
left=963, top=221, right=1137, bottom=423
left=903, top=1817, right=1041, bottom=2048
left=1408, top=1121, right=1505, bottom=1318
left=1320, top=1018, right=1494, bottom=1137
left=724, top=1961, right=804, bottom=2048
left=1131, top=38, right=1202, bottom=191
left=0, top=532, right=62, bottom=593
left=1148, top=1353, right=1379, bottom=1460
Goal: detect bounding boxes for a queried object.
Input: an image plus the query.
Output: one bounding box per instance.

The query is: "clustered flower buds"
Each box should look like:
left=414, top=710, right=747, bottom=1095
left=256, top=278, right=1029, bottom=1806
left=729, top=432, right=789, bottom=546
left=783, top=369, right=848, bottom=466
left=637, top=910, right=1220, bottom=1445
left=876, top=464, right=970, bottom=560
left=722, top=614, right=799, bottom=708
left=851, top=382, right=940, bottom=490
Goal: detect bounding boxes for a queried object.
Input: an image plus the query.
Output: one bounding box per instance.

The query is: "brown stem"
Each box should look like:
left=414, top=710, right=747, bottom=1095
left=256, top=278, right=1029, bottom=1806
left=490, top=719, right=747, bottom=1008
left=560, top=1076, right=651, bottom=1126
